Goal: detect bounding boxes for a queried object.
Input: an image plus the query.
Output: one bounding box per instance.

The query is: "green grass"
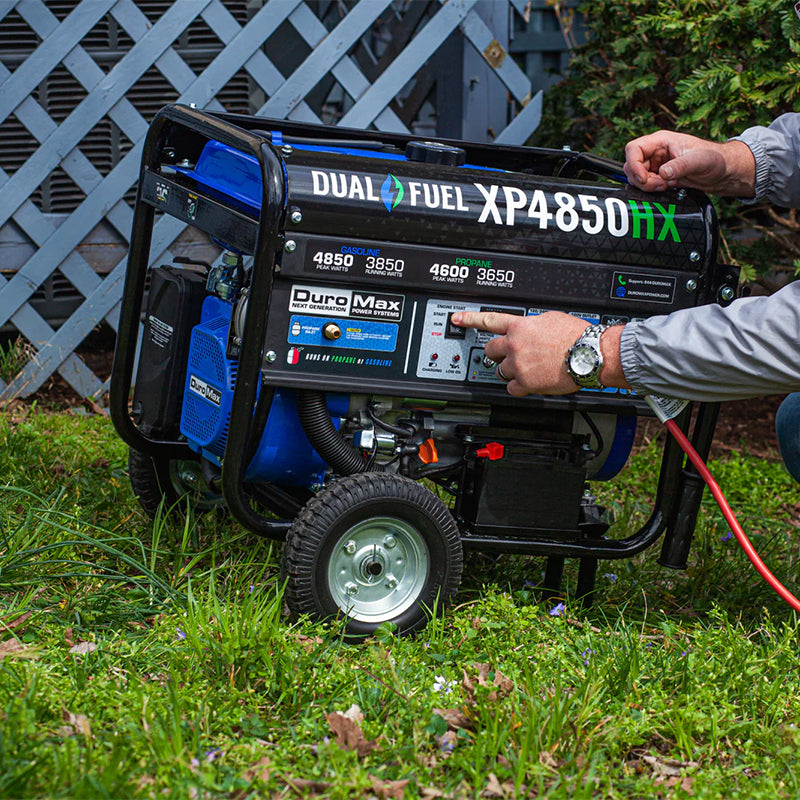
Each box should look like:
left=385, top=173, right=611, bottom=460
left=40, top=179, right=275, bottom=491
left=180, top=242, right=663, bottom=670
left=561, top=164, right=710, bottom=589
left=1, top=408, right=800, bottom=798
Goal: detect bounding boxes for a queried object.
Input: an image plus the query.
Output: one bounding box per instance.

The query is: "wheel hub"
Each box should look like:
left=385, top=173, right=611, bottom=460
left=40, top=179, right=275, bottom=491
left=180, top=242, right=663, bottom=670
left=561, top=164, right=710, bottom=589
left=328, top=517, right=429, bottom=622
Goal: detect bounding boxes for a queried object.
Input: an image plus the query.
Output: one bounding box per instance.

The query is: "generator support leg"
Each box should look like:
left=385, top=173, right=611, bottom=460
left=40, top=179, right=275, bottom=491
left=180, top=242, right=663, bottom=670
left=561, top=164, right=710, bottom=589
left=576, top=557, right=598, bottom=607
left=542, top=556, right=564, bottom=603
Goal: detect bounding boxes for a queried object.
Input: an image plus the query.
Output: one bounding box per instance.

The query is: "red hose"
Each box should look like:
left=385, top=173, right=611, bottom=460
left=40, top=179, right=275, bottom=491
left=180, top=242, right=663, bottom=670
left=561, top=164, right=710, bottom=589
left=664, top=418, right=800, bottom=613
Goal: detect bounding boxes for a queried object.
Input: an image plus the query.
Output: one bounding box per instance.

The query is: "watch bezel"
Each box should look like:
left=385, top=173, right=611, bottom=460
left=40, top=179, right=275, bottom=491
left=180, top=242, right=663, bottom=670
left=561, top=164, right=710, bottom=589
left=565, top=324, right=607, bottom=390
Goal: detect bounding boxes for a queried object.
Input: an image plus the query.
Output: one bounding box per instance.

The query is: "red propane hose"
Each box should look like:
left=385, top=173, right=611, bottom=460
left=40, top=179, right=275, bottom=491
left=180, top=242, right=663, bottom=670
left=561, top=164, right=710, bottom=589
left=664, top=417, right=800, bottom=614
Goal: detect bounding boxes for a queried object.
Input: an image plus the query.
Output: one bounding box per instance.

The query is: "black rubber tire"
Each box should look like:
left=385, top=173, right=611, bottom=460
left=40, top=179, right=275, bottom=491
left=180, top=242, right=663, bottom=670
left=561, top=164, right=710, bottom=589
left=127, top=447, right=225, bottom=519
left=281, top=472, right=463, bottom=638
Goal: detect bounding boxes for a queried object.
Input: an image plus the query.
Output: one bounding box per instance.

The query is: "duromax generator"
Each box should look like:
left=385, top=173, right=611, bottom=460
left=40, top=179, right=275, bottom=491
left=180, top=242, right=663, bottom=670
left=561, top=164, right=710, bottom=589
left=110, top=105, right=738, bottom=637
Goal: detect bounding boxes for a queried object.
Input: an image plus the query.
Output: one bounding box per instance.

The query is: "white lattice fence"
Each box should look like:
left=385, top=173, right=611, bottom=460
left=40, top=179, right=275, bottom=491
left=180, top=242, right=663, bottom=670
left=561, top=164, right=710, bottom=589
left=0, top=0, right=545, bottom=403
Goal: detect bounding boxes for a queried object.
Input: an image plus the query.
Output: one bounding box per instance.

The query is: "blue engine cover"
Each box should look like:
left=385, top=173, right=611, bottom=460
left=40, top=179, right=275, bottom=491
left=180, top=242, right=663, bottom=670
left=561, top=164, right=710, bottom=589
left=179, top=296, right=348, bottom=486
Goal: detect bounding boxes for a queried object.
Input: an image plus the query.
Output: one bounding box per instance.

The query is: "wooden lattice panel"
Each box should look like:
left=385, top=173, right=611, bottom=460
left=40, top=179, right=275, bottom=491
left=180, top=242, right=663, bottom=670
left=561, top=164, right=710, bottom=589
left=0, top=0, right=543, bottom=402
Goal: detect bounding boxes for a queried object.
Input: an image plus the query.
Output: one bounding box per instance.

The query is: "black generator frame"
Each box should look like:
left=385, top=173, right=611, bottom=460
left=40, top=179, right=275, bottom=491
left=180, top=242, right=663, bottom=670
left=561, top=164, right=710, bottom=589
left=110, top=104, right=725, bottom=598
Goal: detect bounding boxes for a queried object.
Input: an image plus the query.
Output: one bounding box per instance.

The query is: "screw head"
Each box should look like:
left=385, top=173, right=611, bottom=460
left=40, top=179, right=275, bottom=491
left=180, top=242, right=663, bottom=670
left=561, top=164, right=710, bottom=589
left=345, top=582, right=359, bottom=596
left=386, top=577, right=398, bottom=589
left=677, top=189, right=687, bottom=200
left=285, top=240, right=296, bottom=253
left=719, top=286, right=735, bottom=302
left=685, top=278, right=697, bottom=292
left=180, top=470, right=198, bottom=486
left=384, top=536, right=396, bottom=549
left=281, top=144, right=293, bottom=156
left=689, top=251, right=701, bottom=263
left=343, top=540, right=357, bottom=555
left=265, top=350, right=277, bottom=363
left=290, top=210, right=302, bottom=224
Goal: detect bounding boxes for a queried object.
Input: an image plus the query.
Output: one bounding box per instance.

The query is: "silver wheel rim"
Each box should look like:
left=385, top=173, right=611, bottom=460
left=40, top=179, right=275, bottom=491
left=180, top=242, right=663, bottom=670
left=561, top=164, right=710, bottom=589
left=327, top=516, right=429, bottom=623
left=168, top=460, right=223, bottom=511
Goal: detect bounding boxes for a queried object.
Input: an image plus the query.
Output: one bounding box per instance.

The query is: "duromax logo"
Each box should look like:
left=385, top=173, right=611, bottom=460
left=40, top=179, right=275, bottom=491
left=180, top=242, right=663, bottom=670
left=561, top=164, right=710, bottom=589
left=381, top=173, right=404, bottom=212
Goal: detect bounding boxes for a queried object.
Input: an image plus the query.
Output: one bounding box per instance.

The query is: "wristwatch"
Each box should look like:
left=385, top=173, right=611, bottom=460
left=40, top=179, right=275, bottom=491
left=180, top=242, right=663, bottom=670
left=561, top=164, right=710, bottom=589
left=565, top=324, right=609, bottom=390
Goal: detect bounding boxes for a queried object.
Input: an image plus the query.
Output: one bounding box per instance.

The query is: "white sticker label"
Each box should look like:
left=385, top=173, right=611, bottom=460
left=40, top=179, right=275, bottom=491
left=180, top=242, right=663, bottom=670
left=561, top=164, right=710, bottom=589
left=188, top=375, right=222, bottom=407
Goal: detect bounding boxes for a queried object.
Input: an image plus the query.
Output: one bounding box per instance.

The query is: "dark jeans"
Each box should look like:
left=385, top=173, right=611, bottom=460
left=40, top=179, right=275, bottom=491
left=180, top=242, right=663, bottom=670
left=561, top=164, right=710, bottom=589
left=776, top=393, right=800, bottom=483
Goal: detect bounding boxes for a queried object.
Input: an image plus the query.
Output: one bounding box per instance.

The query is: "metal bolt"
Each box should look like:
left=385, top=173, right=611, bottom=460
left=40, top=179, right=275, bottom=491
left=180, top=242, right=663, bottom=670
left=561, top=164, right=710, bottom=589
left=689, top=251, right=701, bottom=263
left=281, top=144, right=293, bottom=156
left=343, top=540, right=357, bottom=555
left=180, top=470, right=198, bottom=486
left=290, top=210, right=303, bottom=224
left=232, top=336, right=243, bottom=346
left=265, top=350, right=277, bottom=363
left=345, top=582, right=359, bottom=596
left=384, top=536, right=397, bottom=549
left=386, top=577, right=398, bottom=589
left=685, top=279, right=697, bottom=292
left=719, top=286, right=735, bottom=302
left=177, top=158, right=192, bottom=168
left=285, top=240, right=296, bottom=253
left=677, top=189, right=686, bottom=200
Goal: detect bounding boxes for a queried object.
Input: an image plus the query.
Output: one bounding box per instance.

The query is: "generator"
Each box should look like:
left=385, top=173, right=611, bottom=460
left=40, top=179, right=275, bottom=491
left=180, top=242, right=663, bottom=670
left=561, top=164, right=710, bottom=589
left=110, top=105, right=738, bottom=637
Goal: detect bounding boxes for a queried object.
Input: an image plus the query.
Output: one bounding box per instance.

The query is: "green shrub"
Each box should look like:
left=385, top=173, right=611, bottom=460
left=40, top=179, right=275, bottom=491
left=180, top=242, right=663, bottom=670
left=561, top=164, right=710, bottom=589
left=532, top=0, right=800, bottom=287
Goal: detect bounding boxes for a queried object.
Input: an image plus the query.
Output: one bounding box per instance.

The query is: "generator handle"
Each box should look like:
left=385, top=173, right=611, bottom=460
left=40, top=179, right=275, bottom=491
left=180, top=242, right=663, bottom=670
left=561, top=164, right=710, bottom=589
left=218, top=134, right=292, bottom=539
left=112, top=104, right=273, bottom=458
left=110, top=104, right=292, bottom=537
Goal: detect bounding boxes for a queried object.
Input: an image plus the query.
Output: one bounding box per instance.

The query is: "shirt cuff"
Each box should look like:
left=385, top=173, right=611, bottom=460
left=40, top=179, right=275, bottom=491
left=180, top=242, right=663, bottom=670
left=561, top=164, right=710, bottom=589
left=729, top=131, right=769, bottom=201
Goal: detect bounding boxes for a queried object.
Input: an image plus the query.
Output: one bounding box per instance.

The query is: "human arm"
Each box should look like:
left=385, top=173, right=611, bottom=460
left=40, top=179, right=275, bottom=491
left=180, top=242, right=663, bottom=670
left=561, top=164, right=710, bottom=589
left=624, top=132, right=756, bottom=196
left=625, top=112, right=800, bottom=207
left=453, top=281, right=800, bottom=402
left=449, top=310, right=630, bottom=397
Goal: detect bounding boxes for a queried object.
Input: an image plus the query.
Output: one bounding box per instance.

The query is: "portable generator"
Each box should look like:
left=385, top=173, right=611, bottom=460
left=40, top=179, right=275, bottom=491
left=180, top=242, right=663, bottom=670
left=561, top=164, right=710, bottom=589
left=110, top=104, right=739, bottom=637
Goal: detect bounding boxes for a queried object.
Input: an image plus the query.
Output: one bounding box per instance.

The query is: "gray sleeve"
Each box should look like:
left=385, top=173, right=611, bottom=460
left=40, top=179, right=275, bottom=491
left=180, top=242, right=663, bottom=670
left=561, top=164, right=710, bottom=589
left=731, top=112, right=800, bottom=207
left=619, top=281, right=800, bottom=402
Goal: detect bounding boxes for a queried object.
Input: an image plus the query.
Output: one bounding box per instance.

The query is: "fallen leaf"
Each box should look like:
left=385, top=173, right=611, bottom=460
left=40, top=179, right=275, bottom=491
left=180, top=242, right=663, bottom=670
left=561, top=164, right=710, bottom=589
left=62, top=710, right=92, bottom=737
left=0, top=639, right=27, bottom=659
left=342, top=703, right=363, bottom=724
left=1, top=611, right=31, bottom=632
left=326, top=711, right=379, bottom=757
left=432, top=707, right=473, bottom=731
left=69, top=641, right=97, bottom=655
left=420, top=789, right=444, bottom=799
left=642, top=754, right=699, bottom=778
left=482, top=772, right=505, bottom=797
left=369, top=775, right=410, bottom=799
left=539, top=750, right=560, bottom=769
left=463, top=663, right=515, bottom=703
left=243, top=755, right=271, bottom=784
left=285, top=777, right=332, bottom=794
left=64, top=627, right=75, bottom=647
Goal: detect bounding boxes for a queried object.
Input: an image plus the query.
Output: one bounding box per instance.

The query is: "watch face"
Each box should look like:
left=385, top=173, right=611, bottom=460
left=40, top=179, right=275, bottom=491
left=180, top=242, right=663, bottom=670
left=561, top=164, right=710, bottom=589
left=569, top=344, right=598, bottom=377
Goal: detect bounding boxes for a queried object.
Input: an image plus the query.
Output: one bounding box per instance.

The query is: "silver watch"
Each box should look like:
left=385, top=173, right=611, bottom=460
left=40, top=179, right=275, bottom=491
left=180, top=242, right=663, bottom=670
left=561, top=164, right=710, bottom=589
left=565, top=324, right=609, bottom=390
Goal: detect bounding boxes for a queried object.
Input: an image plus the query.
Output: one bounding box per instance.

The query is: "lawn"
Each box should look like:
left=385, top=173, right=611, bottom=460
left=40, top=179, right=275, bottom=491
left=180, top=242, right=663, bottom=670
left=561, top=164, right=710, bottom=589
left=1, top=406, right=800, bottom=799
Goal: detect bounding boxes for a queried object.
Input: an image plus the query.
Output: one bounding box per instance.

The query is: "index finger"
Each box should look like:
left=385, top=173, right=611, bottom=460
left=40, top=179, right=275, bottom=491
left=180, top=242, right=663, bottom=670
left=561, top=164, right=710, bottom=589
left=451, top=310, right=513, bottom=334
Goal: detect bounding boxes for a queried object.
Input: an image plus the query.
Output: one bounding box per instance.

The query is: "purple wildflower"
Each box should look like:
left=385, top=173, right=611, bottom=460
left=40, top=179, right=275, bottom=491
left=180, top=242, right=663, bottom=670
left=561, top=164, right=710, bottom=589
left=582, top=648, right=593, bottom=666
left=603, top=573, right=618, bottom=584
left=720, top=531, right=734, bottom=542
left=549, top=602, right=566, bottom=617
left=176, top=628, right=186, bottom=641
left=205, top=748, right=221, bottom=762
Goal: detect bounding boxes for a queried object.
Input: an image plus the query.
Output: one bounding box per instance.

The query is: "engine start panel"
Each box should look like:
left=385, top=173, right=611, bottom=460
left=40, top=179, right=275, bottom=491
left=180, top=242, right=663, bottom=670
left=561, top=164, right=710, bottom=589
left=262, top=263, right=651, bottom=404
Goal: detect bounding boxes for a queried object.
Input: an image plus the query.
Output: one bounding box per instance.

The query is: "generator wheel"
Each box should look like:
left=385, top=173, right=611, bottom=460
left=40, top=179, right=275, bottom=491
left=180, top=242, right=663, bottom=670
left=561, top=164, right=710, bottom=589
left=281, top=472, right=463, bottom=638
left=128, top=447, right=225, bottom=518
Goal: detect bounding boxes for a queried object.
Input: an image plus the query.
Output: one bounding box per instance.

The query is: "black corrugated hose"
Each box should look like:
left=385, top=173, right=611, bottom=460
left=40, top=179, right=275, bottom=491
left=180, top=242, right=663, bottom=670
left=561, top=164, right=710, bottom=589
left=296, top=389, right=382, bottom=475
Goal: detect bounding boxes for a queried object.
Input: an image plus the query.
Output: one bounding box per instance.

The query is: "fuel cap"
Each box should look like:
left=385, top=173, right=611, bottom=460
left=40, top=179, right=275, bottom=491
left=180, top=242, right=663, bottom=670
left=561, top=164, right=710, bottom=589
left=404, top=140, right=466, bottom=166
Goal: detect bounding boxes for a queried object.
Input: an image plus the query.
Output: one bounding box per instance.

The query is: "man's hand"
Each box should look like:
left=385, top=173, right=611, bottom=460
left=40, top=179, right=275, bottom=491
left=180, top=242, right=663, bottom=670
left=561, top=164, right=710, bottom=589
left=451, top=310, right=594, bottom=396
left=624, top=131, right=755, bottom=197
